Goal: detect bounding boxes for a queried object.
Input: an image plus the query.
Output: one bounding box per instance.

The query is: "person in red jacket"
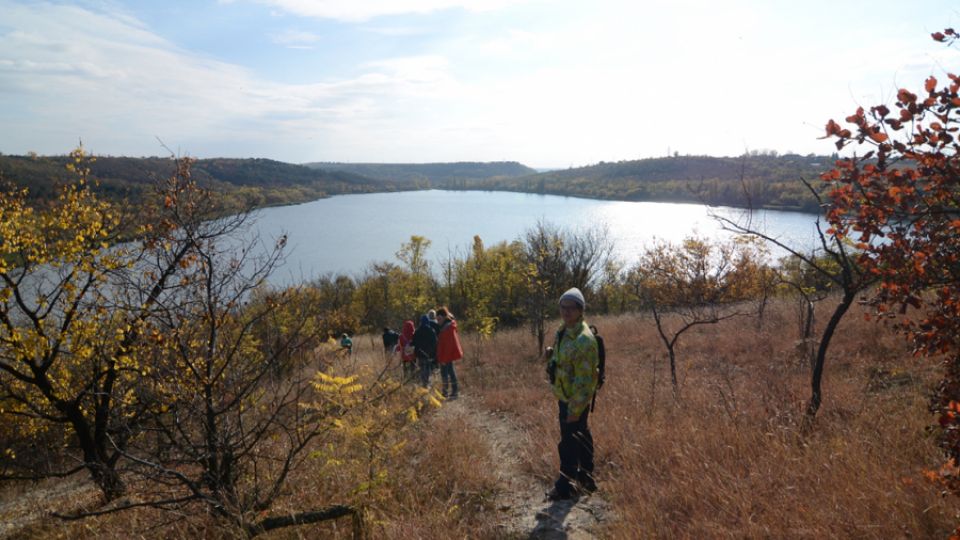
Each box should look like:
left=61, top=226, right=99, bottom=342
left=398, top=320, right=417, bottom=382
left=435, top=306, right=463, bottom=399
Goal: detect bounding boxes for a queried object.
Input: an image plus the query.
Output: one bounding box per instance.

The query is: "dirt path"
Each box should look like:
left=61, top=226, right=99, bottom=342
left=435, top=395, right=612, bottom=539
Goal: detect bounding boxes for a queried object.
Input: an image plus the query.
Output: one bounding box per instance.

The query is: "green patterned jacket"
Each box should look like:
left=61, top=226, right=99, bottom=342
left=550, top=320, right=599, bottom=417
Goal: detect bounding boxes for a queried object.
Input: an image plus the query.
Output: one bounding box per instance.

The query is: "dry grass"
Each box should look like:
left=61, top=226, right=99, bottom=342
left=2, top=297, right=957, bottom=538
left=453, top=297, right=955, bottom=538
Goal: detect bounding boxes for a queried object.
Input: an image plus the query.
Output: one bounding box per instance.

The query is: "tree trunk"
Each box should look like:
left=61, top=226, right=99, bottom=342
left=90, top=462, right=125, bottom=502
left=247, top=505, right=361, bottom=538
left=805, top=290, right=855, bottom=419
left=62, top=400, right=124, bottom=501
left=535, top=318, right=545, bottom=356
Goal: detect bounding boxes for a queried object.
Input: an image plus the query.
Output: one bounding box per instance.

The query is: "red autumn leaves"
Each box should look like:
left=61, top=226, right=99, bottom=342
left=820, top=27, right=960, bottom=526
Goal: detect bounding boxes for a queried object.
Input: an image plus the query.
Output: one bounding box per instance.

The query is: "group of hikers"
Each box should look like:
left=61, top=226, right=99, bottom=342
left=381, top=306, right=464, bottom=400
left=355, top=288, right=603, bottom=502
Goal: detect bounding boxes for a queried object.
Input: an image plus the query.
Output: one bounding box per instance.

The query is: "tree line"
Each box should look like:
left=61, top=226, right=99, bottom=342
left=0, top=153, right=388, bottom=213
left=454, top=154, right=835, bottom=212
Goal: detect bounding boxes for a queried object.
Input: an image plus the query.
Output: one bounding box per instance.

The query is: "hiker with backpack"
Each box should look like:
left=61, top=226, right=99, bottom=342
left=339, top=333, right=353, bottom=357
left=412, top=315, right=438, bottom=388
left=435, top=306, right=463, bottom=399
left=382, top=326, right=400, bottom=354
left=544, top=287, right=599, bottom=501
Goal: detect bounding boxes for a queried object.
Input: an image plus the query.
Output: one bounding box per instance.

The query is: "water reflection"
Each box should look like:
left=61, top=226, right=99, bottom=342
left=251, top=190, right=823, bottom=285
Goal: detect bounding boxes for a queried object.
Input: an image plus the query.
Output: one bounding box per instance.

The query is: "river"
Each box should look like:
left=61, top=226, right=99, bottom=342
left=249, top=190, right=824, bottom=285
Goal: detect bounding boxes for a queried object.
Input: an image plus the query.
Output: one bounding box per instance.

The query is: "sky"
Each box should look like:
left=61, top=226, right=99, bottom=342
left=1, top=1, right=958, bottom=168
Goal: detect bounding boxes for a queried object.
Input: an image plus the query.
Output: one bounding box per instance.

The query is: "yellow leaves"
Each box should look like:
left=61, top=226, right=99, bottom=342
left=313, top=371, right=363, bottom=395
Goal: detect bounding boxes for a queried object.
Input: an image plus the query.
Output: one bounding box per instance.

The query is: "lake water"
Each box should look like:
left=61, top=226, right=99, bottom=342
left=251, top=190, right=824, bottom=285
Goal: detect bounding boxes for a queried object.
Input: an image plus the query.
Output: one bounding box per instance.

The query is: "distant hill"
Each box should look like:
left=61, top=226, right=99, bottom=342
left=1, top=153, right=835, bottom=214
left=0, top=154, right=391, bottom=209
left=303, top=161, right=537, bottom=186
left=460, top=154, right=835, bottom=213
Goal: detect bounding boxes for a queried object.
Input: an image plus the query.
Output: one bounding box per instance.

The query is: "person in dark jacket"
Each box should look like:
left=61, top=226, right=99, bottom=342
left=426, top=309, right=440, bottom=333
left=435, top=306, right=463, bottom=399
left=339, top=333, right=353, bottom=356
left=411, top=315, right=437, bottom=388
left=426, top=309, right=441, bottom=372
left=382, top=327, right=400, bottom=353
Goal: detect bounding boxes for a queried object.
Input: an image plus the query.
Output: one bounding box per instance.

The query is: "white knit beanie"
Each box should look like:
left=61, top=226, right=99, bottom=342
left=558, top=287, right=586, bottom=309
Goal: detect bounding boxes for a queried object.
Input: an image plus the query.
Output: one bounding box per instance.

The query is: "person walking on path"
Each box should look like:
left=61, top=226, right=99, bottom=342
left=339, top=333, right=353, bottom=357
left=426, top=309, right=441, bottom=372
left=545, top=287, right=599, bottom=501
left=382, top=327, right=400, bottom=354
left=426, top=309, right=440, bottom=333
left=435, top=307, right=463, bottom=399
left=412, top=315, right=437, bottom=388
left=398, top=320, right=417, bottom=381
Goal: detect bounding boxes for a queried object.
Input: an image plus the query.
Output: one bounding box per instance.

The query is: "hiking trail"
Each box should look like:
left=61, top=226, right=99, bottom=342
left=434, top=395, right=612, bottom=539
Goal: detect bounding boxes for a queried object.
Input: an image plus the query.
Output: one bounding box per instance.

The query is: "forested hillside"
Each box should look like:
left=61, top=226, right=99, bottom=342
left=0, top=154, right=391, bottom=209
left=303, top=161, right=537, bottom=186
left=2, top=153, right=834, bottom=213
left=462, top=154, right=834, bottom=212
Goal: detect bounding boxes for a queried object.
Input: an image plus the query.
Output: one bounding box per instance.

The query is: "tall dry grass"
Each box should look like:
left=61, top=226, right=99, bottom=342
left=446, top=297, right=955, bottom=538
left=2, top=297, right=956, bottom=538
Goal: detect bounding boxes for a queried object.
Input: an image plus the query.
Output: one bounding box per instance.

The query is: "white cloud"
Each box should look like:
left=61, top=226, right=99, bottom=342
left=1, top=0, right=957, bottom=166
left=269, top=29, right=323, bottom=48
left=245, top=0, right=527, bottom=22
left=0, top=2, right=468, bottom=160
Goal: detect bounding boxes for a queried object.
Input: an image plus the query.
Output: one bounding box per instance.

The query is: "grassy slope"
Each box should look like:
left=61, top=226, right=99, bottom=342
left=461, top=298, right=951, bottom=538
left=3, top=298, right=953, bottom=538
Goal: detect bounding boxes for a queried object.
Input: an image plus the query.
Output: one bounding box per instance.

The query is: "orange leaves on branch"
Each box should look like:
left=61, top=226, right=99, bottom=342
left=823, top=28, right=960, bottom=519
left=824, top=119, right=842, bottom=137
left=897, top=88, right=918, bottom=105
left=933, top=28, right=958, bottom=43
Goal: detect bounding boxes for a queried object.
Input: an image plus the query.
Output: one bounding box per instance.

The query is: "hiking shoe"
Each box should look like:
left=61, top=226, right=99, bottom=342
left=576, top=473, right=598, bottom=494
left=545, top=487, right=576, bottom=501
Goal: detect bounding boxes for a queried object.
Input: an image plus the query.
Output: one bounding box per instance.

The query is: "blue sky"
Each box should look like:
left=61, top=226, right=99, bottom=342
left=1, top=0, right=958, bottom=167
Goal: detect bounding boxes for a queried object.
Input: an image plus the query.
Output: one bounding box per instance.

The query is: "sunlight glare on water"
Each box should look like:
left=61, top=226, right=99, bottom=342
left=251, top=190, right=823, bottom=285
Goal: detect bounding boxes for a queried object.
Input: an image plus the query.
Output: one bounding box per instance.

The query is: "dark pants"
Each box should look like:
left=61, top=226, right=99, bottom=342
left=440, top=362, right=458, bottom=397
left=418, top=356, right=432, bottom=388
left=555, top=400, right=594, bottom=496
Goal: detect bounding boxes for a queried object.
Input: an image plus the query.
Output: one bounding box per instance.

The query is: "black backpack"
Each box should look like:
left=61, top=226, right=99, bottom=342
left=589, top=325, right=606, bottom=390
